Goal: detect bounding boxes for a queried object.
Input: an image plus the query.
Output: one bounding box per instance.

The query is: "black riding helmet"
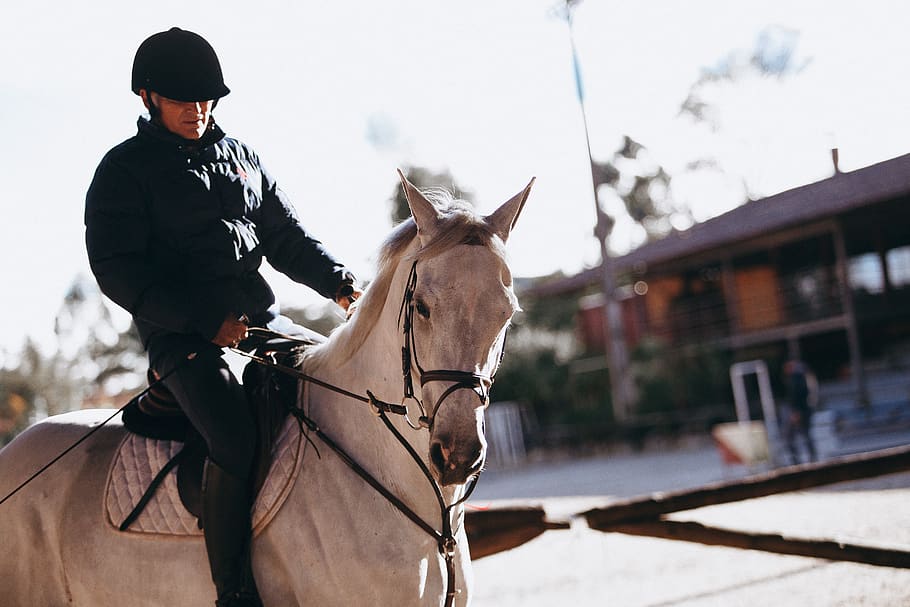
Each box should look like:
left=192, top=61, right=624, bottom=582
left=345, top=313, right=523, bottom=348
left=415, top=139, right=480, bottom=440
left=131, top=27, right=230, bottom=102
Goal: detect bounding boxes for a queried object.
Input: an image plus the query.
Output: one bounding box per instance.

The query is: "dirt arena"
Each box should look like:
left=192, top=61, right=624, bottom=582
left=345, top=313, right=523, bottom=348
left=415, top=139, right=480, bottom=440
left=469, top=445, right=910, bottom=606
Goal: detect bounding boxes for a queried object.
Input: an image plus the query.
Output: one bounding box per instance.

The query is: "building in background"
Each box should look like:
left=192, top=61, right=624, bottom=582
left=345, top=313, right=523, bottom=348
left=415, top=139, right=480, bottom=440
left=529, top=152, right=910, bottom=448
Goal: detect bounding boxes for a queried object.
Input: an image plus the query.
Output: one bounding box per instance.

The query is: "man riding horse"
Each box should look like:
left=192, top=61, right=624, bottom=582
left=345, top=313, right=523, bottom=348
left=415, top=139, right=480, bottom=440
left=84, top=27, right=361, bottom=607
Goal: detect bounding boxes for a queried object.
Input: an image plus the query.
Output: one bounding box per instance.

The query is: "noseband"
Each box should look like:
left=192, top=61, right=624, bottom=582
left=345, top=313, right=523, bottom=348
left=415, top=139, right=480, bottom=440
left=398, top=260, right=503, bottom=430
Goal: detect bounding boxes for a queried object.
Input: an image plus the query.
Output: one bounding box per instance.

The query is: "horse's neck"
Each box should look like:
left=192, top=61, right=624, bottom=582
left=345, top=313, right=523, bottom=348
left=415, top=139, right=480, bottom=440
left=306, top=258, right=407, bottom=414
left=301, top=261, right=461, bottom=511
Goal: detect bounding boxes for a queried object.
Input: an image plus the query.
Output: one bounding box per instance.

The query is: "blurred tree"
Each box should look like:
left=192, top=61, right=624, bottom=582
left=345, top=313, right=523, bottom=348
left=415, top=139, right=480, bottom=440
left=521, top=286, right=579, bottom=332
left=54, top=275, right=145, bottom=399
left=630, top=336, right=734, bottom=422
left=680, top=25, right=808, bottom=129
left=0, top=339, right=84, bottom=445
left=389, top=166, right=474, bottom=224
left=0, top=276, right=147, bottom=445
left=490, top=291, right=580, bottom=428
left=492, top=346, right=571, bottom=424
left=630, top=337, right=676, bottom=415
left=0, top=347, right=40, bottom=445
left=592, top=135, right=694, bottom=245
left=678, top=25, right=811, bottom=200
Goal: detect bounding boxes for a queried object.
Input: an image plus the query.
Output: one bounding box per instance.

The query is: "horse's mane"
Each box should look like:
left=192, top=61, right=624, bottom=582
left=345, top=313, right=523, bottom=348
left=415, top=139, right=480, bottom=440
left=306, top=193, right=506, bottom=371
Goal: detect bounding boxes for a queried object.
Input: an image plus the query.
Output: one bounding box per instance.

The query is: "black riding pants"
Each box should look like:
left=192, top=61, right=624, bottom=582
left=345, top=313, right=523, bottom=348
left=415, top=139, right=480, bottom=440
left=147, top=315, right=324, bottom=478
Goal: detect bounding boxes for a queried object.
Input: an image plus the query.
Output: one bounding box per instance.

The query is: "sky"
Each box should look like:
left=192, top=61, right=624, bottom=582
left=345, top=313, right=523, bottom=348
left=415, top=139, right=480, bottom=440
left=2, top=0, right=909, bottom=356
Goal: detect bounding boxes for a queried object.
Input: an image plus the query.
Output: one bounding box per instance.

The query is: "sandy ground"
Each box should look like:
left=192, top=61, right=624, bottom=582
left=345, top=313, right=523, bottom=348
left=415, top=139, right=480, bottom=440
left=467, top=444, right=910, bottom=607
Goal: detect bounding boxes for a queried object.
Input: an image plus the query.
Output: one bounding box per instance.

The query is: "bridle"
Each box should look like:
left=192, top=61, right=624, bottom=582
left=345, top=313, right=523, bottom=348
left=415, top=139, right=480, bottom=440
left=398, top=260, right=501, bottom=430
left=234, top=257, right=510, bottom=607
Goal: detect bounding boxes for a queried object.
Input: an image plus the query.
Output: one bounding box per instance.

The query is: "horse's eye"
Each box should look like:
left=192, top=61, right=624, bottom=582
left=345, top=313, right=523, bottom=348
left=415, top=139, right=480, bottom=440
left=415, top=299, right=430, bottom=319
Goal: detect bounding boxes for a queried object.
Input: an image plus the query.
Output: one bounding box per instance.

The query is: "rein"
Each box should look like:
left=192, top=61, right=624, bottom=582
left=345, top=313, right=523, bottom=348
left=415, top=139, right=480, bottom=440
left=233, top=259, right=502, bottom=606
left=232, top=336, right=477, bottom=607
left=239, top=328, right=409, bottom=417
left=282, top=395, right=477, bottom=606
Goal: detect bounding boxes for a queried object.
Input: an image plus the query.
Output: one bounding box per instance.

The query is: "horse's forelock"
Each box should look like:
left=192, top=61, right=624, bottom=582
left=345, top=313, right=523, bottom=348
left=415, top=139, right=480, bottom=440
left=412, top=209, right=500, bottom=260
left=381, top=197, right=504, bottom=276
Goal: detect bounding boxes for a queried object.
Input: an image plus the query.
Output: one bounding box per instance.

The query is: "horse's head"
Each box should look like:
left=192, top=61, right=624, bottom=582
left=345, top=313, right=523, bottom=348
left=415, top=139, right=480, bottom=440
left=398, top=171, right=533, bottom=486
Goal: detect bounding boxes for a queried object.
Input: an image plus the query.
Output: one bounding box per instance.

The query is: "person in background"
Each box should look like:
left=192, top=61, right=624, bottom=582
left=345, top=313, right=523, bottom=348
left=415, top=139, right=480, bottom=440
left=782, top=358, right=818, bottom=464
left=84, top=27, right=360, bottom=607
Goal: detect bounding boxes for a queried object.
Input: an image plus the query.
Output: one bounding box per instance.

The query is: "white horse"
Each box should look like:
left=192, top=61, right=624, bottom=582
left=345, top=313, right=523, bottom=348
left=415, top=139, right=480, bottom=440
left=0, top=172, right=533, bottom=606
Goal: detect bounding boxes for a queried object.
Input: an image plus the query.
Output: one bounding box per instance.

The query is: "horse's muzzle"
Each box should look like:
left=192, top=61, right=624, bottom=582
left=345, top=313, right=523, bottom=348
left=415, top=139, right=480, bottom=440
left=429, top=436, right=486, bottom=486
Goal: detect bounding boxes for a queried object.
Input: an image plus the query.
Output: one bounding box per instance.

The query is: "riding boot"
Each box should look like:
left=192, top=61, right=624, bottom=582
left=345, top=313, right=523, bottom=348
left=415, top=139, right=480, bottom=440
left=202, top=459, right=262, bottom=607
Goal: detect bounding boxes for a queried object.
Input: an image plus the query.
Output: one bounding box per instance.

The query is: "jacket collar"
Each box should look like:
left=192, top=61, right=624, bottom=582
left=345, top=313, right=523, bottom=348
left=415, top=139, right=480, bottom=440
left=136, top=116, right=226, bottom=150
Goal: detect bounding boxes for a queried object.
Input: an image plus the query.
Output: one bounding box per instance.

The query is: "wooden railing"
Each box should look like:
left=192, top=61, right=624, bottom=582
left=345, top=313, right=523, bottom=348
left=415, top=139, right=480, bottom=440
left=466, top=444, right=910, bottom=567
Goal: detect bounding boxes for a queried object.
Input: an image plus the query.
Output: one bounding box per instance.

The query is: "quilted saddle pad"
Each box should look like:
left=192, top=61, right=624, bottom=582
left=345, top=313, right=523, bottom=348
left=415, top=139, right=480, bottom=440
left=105, top=415, right=302, bottom=537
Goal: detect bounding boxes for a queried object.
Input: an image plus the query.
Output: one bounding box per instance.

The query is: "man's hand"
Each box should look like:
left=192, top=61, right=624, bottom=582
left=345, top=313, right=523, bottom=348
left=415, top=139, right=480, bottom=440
left=336, top=289, right=363, bottom=313
left=335, top=279, right=363, bottom=318
left=212, top=314, right=249, bottom=347
left=337, top=289, right=363, bottom=320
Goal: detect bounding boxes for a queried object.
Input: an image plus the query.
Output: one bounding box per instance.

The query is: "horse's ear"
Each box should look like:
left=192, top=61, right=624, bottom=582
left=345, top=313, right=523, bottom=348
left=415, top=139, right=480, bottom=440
left=398, top=169, right=441, bottom=242
left=486, top=177, right=535, bottom=243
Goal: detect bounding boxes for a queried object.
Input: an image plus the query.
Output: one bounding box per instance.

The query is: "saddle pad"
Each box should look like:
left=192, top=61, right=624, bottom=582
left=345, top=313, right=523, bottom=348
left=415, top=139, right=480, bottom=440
left=105, top=415, right=302, bottom=537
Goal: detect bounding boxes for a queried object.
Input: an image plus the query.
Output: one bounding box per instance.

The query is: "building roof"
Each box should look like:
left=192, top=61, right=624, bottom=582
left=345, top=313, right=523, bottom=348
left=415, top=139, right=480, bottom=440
left=530, top=153, right=910, bottom=296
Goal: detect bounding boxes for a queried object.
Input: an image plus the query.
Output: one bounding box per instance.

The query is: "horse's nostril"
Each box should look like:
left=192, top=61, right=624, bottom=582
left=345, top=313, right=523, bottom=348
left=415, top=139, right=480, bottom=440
left=430, top=441, right=446, bottom=472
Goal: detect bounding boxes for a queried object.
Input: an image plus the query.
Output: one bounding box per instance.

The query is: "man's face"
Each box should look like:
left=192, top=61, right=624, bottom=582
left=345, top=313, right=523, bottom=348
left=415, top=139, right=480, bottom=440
left=140, top=89, right=214, bottom=140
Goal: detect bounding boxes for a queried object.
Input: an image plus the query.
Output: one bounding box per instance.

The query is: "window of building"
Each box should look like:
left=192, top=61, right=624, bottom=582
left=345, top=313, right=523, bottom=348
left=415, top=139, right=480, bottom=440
left=847, top=253, right=885, bottom=294
left=887, top=245, right=910, bottom=288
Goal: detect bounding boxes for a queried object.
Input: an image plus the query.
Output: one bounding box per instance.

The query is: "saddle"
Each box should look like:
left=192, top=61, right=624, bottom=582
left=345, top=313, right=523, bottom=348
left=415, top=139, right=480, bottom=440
left=118, top=338, right=310, bottom=531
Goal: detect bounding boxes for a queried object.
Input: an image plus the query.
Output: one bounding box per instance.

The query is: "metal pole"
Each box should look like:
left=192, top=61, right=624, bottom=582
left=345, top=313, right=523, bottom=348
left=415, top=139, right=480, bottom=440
left=564, top=1, right=633, bottom=420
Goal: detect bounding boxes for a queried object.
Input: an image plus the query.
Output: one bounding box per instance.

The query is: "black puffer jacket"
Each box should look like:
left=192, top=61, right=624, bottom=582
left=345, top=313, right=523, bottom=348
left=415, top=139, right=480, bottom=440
left=85, top=117, right=351, bottom=346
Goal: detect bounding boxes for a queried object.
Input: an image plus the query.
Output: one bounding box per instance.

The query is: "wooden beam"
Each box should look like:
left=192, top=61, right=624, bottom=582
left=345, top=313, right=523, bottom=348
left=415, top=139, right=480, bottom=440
left=832, top=218, right=869, bottom=404
left=726, top=314, right=849, bottom=350
left=464, top=507, right=570, bottom=559
left=601, top=519, right=910, bottom=569
left=584, top=444, right=910, bottom=528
